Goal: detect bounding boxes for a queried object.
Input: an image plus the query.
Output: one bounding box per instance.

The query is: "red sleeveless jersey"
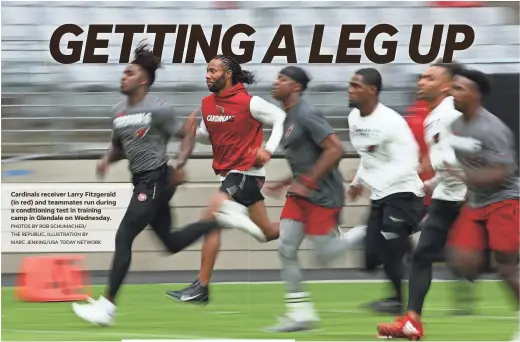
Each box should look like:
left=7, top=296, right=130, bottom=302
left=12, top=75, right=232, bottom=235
left=201, top=83, right=263, bottom=175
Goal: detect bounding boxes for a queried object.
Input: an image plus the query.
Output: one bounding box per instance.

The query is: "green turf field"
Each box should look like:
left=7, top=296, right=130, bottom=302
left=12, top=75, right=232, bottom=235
left=2, top=281, right=518, bottom=341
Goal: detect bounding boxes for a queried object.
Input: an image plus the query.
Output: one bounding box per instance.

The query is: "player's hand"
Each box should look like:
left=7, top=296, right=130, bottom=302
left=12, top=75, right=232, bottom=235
left=96, top=157, right=109, bottom=180
left=252, top=148, right=272, bottom=167
left=288, top=180, right=310, bottom=198
left=449, top=136, right=482, bottom=153
left=263, top=181, right=288, bottom=198
left=170, top=165, right=187, bottom=187
left=423, top=179, right=435, bottom=196
left=347, top=184, right=363, bottom=201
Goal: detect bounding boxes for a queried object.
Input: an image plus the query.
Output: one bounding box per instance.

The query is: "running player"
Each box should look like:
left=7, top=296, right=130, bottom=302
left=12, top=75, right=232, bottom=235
left=347, top=68, right=425, bottom=315
left=376, top=61, right=474, bottom=340
left=262, top=66, right=365, bottom=332
left=445, top=67, right=518, bottom=340
left=71, top=42, right=245, bottom=326
left=166, top=55, right=286, bottom=304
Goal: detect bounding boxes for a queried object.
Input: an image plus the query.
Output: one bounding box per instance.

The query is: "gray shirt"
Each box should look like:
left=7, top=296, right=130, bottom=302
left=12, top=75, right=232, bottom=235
left=111, top=94, right=182, bottom=174
left=451, top=108, right=519, bottom=207
left=281, top=98, right=345, bottom=209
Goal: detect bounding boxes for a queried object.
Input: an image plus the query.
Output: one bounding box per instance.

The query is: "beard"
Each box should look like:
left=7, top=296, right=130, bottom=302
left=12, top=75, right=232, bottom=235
left=207, top=74, right=227, bottom=93
left=348, top=101, right=359, bottom=108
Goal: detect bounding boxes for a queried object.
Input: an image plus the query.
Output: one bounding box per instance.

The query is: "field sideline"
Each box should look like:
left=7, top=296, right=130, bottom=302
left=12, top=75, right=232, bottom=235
left=2, top=279, right=518, bottom=341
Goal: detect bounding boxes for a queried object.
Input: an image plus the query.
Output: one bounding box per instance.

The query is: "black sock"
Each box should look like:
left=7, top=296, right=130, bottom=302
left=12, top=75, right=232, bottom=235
left=166, top=220, right=219, bottom=253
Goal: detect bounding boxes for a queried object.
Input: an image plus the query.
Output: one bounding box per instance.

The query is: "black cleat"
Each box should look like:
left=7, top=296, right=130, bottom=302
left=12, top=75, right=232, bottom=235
left=365, top=297, right=403, bottom=316
left=166, top=279, right=209, bottom=306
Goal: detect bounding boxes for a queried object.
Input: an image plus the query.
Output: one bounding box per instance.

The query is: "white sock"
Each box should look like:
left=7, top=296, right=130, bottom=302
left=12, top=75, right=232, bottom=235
left=285, top=292, right=319, bottom=322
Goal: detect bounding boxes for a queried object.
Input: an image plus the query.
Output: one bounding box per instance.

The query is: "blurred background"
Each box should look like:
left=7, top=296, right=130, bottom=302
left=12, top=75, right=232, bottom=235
left=2, top=0, right=519, bottom=158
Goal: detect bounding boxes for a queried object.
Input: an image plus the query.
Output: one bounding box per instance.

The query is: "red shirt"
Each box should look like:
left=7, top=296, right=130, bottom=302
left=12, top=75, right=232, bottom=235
left=404, top=100, right=435, bottom=205
left=201, top=83, right=263, bottom=176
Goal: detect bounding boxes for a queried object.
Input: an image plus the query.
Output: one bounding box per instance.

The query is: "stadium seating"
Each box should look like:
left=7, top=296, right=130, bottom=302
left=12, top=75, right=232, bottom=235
left=1, top=1, right=518, bottom=153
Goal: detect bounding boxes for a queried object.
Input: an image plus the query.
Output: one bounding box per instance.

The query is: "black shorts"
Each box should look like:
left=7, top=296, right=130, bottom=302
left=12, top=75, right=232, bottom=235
left=365, top=192, right=426, bottom=269
left=369, top=192, right=426, bottom=234
left=219, top=173, right=265, bottom=207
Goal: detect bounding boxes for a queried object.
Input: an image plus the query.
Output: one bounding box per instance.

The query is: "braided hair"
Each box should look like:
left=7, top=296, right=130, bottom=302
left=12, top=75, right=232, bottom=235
left=131, top=40, right=161, bottom=86
left=214, top=55, right=256, bottom=85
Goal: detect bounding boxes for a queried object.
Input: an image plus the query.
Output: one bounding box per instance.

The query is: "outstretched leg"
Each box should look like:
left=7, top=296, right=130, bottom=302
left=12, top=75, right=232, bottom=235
left=264, top=219, right=318, bottom=332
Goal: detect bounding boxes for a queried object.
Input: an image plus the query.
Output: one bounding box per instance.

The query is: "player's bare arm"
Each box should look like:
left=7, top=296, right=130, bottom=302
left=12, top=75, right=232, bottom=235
left=291, top=133, right=344, bottom=195
left=173, top=111, right=197, bottom=169
left=105, top=138, right=126, bottom=163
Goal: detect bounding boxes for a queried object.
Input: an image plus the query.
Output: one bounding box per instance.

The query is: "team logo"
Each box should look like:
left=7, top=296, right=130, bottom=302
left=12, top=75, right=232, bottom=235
left=206, top=115, right=235, bottom=123
left=135, top=127, right=151, bottom=137
left=285, top=124, right=294, bottom=138
left=137, top=193, right=147, bottom=201
left=216, top=105, right=225, bottom=115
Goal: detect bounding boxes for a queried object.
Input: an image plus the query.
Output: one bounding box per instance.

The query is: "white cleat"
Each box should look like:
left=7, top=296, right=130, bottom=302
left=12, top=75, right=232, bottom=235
left=72, top=296, right=116, bottom=326
left=215, top=200, right=267, bottom=242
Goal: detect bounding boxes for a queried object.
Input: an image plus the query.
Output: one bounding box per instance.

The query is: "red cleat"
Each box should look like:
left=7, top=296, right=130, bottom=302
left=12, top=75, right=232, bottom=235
left=377, top=314, right=424, bottom=340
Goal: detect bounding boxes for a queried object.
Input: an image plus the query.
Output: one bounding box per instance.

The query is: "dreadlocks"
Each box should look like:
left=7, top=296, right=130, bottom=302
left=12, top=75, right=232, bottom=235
left=214, top=55, right=256, bottom=85
left=131, top=40, right=161, bottom=87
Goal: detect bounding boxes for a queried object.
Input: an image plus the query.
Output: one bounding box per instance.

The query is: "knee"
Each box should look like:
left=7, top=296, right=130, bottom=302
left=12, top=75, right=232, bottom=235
left=380, top=223, right=409, bottom=257
left=412, top=243, right=437, bottom=268
left=446, top=247, right=481, bottom=280
left=114, top=227, right=134, bottom=252
left=278, top=237, right=298, bottom=260
left=314, top=246, right=330, bottom=265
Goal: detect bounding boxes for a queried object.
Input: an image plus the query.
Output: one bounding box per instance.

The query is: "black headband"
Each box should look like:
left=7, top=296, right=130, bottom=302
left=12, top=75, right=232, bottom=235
left=279, top=66, right=310, bottom=91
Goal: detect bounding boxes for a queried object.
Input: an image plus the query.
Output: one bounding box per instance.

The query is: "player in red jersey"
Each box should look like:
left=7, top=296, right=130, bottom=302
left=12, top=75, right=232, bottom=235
left=404, top=99, right=435, bottom=204
left=166, top=55, right=287, bottom=305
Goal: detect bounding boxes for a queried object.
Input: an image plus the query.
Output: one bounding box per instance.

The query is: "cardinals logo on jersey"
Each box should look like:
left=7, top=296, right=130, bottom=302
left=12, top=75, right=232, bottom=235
left=135, top=126, right=151, bottom=137
left=216, top=105, right=225, bottom=115
left=285, top=124, right=294, bottom=139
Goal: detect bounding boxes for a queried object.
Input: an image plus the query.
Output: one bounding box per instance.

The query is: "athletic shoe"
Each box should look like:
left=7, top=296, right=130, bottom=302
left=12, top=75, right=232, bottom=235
left=72, top=296, right=116, bottom=326
left=166, top=279, right=209, bottom=305
left=263, top=315, right=318, bottom=333
left=377, top=313, right=424, bottom=340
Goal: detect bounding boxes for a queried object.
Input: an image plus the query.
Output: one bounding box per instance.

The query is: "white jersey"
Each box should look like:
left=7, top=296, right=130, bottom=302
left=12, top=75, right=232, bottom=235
left=423, top=96, right=467, bottom=202
left=349, top=103, right=424, bottom=201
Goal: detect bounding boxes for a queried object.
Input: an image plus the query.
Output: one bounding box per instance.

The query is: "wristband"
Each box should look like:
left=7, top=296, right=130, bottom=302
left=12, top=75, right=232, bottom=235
left=298, top=175, right=318, bottom=190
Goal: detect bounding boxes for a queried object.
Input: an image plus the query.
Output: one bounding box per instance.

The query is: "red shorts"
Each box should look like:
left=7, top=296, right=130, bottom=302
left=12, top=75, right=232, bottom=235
left=447, top=199, right=520, bottom=253
left=280, top=196, right=341, bottom=235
